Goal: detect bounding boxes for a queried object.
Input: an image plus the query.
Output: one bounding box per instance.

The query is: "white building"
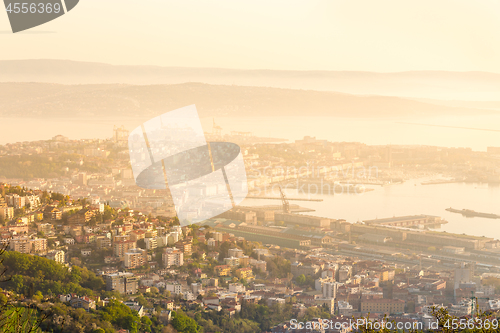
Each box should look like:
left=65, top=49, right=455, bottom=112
left=168, top=232, right=181, bottom=245
left=454, top=264, right=472, bottom=290
left=322, top=282, right=338, bottom=299
left=163, top=247, right=184, bottom=268
left=156, top=235, right=168, bottom=247
left=64, top=238, right=75, bottom=245
left=488, top=299, right=500, bottom=311
left=421, top=304, right=446, bottom=316
left=191, top=283, right=203, bottom=295
left=124, top=248, right=147, bottom=269
left=229, top=283, right=246, bottom=293
left=166, top=282, right=183, bottom=295
left=228, top=248, right=244, bottom=258
left=478, top=284, right=495, bottom=296
left=46, top=250, right=65, bottom=264
left=6, top=194, right=25, bottom=209
left=212, top=232, right=223, bottom=242
left=337, top=301, right=353, bottom=316
left=449, top=300, right=472, bottom=317
left=183, top=291, right=196, bottom=301
left=25, top=195, right=41, bottom=210
left=145, top=237, right=158, bottom=250
left=224, top=256, right=240, bottom=267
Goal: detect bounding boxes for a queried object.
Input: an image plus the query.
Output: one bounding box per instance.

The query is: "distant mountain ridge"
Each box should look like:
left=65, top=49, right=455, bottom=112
left=0, top=82, right=497, bottom=119
left=1, top=59, right=500, bottom=100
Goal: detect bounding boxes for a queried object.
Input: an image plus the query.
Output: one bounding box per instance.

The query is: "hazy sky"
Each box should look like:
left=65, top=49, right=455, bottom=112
left=1, top=0, right=500, bottom=72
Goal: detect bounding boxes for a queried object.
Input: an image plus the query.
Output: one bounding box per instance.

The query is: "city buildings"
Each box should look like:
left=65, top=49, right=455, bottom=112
left=360, top=299, right=405, bottom=314
left=162, top=247, right=184, bottom=268
left=124, top=248, right=147, bottom=269
left=46, top=250, right=65, bottom=264
left=113, top=240, right=136, bottom=258
left=104, top=272, right=138, bottom=294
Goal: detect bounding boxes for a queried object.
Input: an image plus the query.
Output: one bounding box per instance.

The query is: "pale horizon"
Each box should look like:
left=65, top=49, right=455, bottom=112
left=2, top=0, right=500, bottom=72
left=5, top=58, right=500, bottom=74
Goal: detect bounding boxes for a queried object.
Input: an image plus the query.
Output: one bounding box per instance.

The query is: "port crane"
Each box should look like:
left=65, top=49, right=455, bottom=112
left=212, top=118, right=222, bottom=136
left=470, top=291, right=490, bottom=318
left=278, top=184, right=290, bottom=213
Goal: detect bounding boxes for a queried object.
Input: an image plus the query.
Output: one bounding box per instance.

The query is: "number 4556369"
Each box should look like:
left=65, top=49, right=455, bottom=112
left=6, top=2, right=62, bottom=14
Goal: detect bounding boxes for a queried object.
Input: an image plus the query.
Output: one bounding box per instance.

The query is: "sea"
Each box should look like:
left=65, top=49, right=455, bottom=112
left=1, top=115, right=500, bottom=239
left=242, top=180, right=500, bottom=240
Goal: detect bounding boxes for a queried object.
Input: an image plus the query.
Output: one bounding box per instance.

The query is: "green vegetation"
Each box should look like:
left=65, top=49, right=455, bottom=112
left=2, top=251, right=105, bottom=297
left=101, top=300, right=143, bottom=333
left=266, top=256, right=291, bottom=279
left=0, top=306, right=45, bottom=333
left=171, top=311, right=200, bottom=333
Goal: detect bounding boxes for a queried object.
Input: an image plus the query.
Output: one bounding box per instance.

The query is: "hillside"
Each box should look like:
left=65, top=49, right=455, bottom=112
left=0, top=82, right=497, bottom=119
left=1, top=60, right=500, bottom=100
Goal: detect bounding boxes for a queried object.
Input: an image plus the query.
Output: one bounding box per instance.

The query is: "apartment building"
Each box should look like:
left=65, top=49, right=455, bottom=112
left=228, top=248, right=244, bottom=258
left=0, top=206, right=14, bottom=220
left=124, top=248, right=147, bottom=269
left=96, top=236, right=112, bottom=249
left=43, top=206, right=62, bottom=220
left=113, top=240, right=136, bottom=258
left=215, top=265, right=231, bottom=277
left=144, top=237, right=157, bottom=250
left=224, top=257, right=240, bottom=267
left=6, top=194, right=25, bottom=209
left=235, top=267, right=254, bottom=280
left=46, top=250, right=65, bottom=264
left=104, top=272, right=138, bottom=294
left=163, top=247, right=184, bottom=268
left=165, top=282, right=183, bottom=295
left=37, top=223, right=53, bottom=234
left=361, top=299, right=405, bottom=314
left=177, top=241, right=192, bottom=256
left=10, top=238, right=31, bottom=253
left=31, top=238, right=47, bottom=253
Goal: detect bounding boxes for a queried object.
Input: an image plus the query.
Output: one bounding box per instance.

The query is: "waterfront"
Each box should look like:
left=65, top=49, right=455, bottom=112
left=2, top=114, right=500, bottom=150
left=2, top=115, right=500, bottom=239
left=242, top=179, right=500, bottom=240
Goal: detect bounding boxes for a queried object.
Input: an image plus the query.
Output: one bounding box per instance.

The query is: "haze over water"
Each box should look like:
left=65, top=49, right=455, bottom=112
left=2, top=114, right=500, bottom=151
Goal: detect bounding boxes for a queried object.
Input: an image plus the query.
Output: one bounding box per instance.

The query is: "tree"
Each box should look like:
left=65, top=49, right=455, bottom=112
left=32, top=291, right=43, bottom=302
left=137, top=239, right=146, bottom=249
left=218, top=242, right=232, bottom=261
left=171, top=312, right=199, bottom=333
left=296, top=274, right=306, bottom=285
left=135, top=295, right=152, bottom=308
left=140, top=316, right=152, bottom=332
left=121, top=314, right=139, bottom=333
left=101, top=300, right=140, bottom=332
left=11, top=275, right=24, bottom=294
left=0, top=243, right=51, bottom=333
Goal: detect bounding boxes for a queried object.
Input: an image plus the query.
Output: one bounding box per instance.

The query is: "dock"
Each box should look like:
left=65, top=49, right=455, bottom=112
left=446, top=207, right=500, bottom=219
left=245, top=196, right=323, bottom=202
